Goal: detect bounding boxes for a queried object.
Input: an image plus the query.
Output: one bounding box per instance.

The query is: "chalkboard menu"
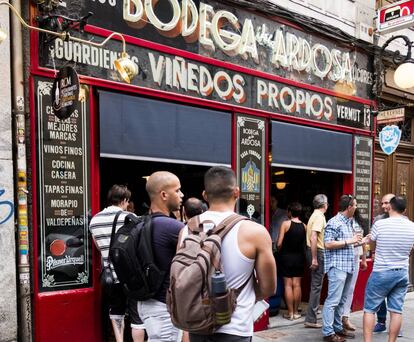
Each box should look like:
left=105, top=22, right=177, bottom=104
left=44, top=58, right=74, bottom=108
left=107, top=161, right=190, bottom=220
left=353, top=136, right=373, bottom=226
left=35, top=77, right=92, bottom=291
left=236, top=115, right=266, bottom=224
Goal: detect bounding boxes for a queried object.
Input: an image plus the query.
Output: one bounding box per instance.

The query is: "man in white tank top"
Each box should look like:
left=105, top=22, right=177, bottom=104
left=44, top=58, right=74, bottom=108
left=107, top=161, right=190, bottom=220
left=179, top=166, right=276, bottom=341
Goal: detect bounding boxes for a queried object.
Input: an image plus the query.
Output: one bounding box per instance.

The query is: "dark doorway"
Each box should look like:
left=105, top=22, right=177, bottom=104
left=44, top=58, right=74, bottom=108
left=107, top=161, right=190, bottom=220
left=100, top=158, right=209, bottom=215
left=271, top=167, right=341, bottom=222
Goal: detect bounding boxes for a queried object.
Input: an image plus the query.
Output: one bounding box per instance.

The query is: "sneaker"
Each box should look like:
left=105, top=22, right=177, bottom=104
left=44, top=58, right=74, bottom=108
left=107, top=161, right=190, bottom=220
left=398, top=330, right=403, bottom=337
left=373, top=322, right=386, bottom=333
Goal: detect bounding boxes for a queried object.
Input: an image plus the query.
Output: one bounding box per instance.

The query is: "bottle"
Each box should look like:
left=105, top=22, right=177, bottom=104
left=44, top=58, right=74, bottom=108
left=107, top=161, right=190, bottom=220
left=211, top=271, right=231, bottom=325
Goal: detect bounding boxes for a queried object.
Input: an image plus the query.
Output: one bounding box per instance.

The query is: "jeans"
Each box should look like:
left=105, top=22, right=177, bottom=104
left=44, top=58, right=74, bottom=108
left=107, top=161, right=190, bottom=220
left=138, top=299, right=179, bottom=341
left=322, top=267, right=353, bottom=336
left=364, top=269, right=409, bottom=315
left=305, top=248, right=325, bottom=324
left=343, top=253, right=360, bottom=317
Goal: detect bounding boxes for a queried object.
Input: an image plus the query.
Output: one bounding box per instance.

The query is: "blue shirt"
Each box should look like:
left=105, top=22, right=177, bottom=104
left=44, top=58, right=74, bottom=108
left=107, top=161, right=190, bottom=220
left=324, top=213, right=355, bottom=274
left=151, top=213, right=184, bottom=303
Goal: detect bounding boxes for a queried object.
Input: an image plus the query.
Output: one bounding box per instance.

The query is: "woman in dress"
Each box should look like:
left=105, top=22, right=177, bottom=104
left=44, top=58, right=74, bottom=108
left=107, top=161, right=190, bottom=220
left=277, top=202, right=307, bottom=320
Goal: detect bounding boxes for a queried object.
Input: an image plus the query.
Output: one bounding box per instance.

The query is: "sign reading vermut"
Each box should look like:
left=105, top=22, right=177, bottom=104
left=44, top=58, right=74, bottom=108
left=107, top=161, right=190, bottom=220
left=377, top=0, right=414, bottom=33
left=51, top=66, right=80, bottom=120
left=35, top=77, right=91, bottom=292
left=39, top=34, right=372, bottom=131
left=53, top=0, right=373, bottom=99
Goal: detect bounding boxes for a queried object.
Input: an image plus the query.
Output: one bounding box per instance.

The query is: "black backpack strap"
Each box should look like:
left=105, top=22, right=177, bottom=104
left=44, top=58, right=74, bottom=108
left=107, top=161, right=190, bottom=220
left=212, top=213, right=248, bottom=239
left=107, top=210, right=123, bottom=265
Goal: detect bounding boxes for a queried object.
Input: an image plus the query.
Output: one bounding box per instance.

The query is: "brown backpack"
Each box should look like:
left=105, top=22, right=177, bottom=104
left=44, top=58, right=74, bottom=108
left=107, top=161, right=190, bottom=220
left=166, top=213, right=251, bottom=335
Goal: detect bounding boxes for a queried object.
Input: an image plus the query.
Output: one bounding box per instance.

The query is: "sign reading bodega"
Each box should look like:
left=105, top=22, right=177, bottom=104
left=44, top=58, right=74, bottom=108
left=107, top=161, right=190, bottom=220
left=123, top=0, right=357, bottom=83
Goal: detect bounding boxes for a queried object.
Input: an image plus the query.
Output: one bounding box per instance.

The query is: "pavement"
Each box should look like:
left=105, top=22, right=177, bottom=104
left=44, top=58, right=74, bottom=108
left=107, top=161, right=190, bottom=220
left=253, top=292, right=414, bottom=341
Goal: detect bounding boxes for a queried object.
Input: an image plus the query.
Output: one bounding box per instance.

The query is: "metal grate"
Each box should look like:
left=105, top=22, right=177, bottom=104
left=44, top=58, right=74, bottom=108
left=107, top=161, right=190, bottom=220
left=377, top=118, right=412, bottom=143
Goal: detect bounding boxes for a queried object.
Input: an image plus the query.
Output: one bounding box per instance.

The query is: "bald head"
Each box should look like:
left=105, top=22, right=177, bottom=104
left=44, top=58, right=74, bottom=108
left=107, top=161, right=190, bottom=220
left=146, top=171, right=179, bottom=200
left=381, top=193, right=395, bottom=214
left=146, top=171, right=183, bottom=214
left=184, top=197, right=205, bottom=219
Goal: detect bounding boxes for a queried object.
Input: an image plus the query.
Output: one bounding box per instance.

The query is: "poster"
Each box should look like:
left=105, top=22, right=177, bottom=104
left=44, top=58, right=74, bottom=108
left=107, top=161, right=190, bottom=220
left=236, top=115, right=266, bottom=224
left=35, top=77, right=92, bottom=291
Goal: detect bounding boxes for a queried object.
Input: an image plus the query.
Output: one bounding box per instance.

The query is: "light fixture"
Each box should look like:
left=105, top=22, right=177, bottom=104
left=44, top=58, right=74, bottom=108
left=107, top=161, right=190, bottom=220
left=394, top=62, right=414, bottom=89
left=274, top=171, right=284, bottom=176
left=0, top=1, right=138, bottom=83
left=142, top=176, right=150, bottom=181
left=275, top=182, right=287, bottom=190
left=374, top=34, right=414, bottom=110
left=114, top=52, right=139, bottom=84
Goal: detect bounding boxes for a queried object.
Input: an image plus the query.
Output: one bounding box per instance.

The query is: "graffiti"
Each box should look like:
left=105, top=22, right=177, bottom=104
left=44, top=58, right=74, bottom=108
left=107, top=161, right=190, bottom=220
left=0, top=189, right=13, bottom=225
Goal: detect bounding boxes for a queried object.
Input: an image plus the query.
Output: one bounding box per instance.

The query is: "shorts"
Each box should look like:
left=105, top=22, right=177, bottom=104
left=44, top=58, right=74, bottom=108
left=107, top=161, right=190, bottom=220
left=364, top=268, right=409, bottom=314
left=138, top=299, right=179, bottom=341
left=189, top=333, right=252, bottom=342
left=108, top=283, right=144, bottom=329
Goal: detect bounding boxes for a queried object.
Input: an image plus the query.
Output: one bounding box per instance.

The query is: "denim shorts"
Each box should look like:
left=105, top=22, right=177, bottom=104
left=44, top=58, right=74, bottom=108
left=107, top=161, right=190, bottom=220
left=364, top=268, right=409, bottom=314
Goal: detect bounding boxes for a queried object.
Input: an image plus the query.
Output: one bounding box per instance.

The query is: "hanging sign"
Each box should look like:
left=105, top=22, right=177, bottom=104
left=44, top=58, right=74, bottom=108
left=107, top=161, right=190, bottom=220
left=377, top=0, right=414, bottom=33
left=51, top=66, right=80, bottom=120
left=379, top=125, right=402, bottom=155
left=377, top=107, right=405, bottom=124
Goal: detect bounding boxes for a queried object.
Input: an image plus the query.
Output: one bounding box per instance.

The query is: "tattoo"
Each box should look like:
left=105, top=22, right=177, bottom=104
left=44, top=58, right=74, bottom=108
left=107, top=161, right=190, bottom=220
left=114, top=318, right=123, bottom=331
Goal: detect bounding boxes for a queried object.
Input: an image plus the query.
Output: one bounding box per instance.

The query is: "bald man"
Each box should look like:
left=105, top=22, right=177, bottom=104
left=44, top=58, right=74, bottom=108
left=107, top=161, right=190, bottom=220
left=137, top=171, right=184, bottom=341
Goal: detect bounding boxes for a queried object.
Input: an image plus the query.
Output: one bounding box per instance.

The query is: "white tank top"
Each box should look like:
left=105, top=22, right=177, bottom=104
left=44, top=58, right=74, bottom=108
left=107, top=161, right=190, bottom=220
left=182, top=211, right=256, bottom=336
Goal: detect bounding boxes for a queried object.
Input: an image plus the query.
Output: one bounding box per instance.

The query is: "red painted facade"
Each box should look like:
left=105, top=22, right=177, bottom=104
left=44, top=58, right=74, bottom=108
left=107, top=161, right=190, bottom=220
left=27, top=2, right=376, bottom=340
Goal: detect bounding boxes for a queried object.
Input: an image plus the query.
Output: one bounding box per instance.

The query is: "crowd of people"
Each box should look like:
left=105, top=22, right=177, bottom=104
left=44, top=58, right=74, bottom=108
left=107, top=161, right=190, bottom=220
left=272, top=193, right=414, bottom=342
left=90, top=166, right=414, bottom=342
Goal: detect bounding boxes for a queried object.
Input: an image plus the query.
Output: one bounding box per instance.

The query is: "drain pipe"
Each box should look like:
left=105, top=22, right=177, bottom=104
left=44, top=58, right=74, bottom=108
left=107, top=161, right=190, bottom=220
left=11, top=0, right=32, bottom=341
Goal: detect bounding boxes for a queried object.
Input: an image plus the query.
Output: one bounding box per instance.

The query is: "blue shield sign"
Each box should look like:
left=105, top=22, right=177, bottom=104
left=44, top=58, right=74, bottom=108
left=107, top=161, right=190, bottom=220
left=379, top=125, right=401, bottom=155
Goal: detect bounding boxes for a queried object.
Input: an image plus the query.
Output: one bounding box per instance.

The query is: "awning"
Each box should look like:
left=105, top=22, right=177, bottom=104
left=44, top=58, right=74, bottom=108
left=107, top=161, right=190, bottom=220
left=271, top=121, right=352, bottom=173
left=99, top=91, right=231, bottom=166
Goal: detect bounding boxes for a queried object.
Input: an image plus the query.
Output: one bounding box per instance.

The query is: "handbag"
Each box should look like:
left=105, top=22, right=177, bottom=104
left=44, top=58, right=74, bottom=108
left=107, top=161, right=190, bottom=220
left=100, top=211, right=122, bottom=295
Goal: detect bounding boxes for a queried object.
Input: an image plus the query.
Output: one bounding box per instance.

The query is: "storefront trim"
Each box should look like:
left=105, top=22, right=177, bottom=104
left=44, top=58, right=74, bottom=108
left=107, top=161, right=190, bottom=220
left=100, top=153, right=231, bottom=167
left=271, top=163, right=353, bottom=174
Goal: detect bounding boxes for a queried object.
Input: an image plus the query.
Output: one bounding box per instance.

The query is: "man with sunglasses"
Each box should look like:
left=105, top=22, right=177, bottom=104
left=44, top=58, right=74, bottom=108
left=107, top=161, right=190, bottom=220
left=322, top=195, right=362, bottom=342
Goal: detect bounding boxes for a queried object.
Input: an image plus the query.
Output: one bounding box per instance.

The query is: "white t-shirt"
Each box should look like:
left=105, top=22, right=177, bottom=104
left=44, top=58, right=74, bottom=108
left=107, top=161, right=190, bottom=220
left=371, top=216, right=414, bottom=272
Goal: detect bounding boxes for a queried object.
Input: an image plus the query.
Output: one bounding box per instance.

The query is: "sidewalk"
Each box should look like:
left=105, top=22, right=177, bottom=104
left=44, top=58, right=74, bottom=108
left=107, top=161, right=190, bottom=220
left=253, top=292, right=414, bottom=341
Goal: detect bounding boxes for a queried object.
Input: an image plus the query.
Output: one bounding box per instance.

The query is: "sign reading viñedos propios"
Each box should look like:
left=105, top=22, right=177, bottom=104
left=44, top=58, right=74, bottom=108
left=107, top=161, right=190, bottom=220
left=52, top=66, right=80, bottom=120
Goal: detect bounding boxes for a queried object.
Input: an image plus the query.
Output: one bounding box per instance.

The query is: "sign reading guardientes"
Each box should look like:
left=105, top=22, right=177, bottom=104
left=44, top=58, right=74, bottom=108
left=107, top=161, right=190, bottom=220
left=54, top=0, right=373, bottom=99
left=39, top=32, right=372, bottom=130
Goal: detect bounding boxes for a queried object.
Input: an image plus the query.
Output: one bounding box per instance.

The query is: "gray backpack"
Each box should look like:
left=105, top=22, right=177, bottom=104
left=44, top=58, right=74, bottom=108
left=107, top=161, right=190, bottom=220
left=167, top=213, right=251, bottom=334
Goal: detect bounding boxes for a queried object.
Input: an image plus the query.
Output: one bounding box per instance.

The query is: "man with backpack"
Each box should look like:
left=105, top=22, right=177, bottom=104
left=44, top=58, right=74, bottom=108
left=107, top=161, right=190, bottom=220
left=172, top=166, right=276, bottom=341
left=137, top=171, right=185, bottom=341
left=89, top=185, right=146, bottom=342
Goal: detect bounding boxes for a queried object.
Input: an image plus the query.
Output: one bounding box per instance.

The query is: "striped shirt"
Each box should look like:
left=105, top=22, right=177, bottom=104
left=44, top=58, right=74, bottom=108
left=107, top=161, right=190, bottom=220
left=324, top=213, right=355, bottom=274
left=371, top=216, right=414, bottom=272
left=89, top=205, right=136, bottom=282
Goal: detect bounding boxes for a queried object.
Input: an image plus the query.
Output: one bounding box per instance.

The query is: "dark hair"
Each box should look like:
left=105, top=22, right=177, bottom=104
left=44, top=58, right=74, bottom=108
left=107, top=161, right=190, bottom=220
left=353, top=208, right=368, bottom=233
left=288, top=202, right=302, bottom=217
left=204, top=166, right=236, bottom=202
left=184, top=197, right=205, bottom=219
left=107, top=184, right=131, bottom=206
left=390, top=196, right=406, bottom=213
left=339, top=194, right=354, bottom=212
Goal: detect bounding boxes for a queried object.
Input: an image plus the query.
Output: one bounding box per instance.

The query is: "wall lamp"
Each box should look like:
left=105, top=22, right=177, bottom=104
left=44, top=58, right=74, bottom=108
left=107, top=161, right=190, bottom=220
left=0, top=1, right=138, bottom=83
left=374, top=34, right=414, bottom=111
